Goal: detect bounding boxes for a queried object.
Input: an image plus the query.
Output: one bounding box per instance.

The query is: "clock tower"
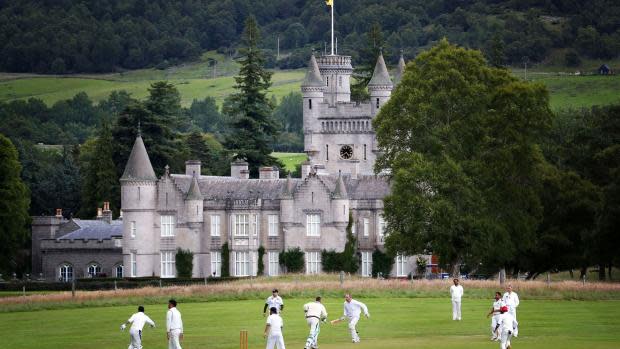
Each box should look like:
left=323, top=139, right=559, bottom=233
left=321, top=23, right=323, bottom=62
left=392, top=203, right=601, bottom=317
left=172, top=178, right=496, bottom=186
left=301, top=52, right=394, bottom=177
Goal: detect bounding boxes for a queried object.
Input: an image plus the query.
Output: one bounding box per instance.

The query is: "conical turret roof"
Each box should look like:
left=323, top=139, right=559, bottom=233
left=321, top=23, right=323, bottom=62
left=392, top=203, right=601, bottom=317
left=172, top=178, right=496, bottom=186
left=368, top=53, right=393, bottom=87
left=301, top=54, right=326, bottom=88
left=332, top=172, right=348, bottom=199
left=281, top=174, right=295, bottom=198
left=186, top=173, right=202, bottom=200
left=121, top=134, right=157, bottom=181
left=394, top=54, right=406, bottom=85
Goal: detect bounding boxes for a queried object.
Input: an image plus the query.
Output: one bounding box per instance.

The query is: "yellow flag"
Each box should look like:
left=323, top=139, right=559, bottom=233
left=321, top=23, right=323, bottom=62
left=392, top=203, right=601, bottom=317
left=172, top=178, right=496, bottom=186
left=325, top=0, right=333, bottom=6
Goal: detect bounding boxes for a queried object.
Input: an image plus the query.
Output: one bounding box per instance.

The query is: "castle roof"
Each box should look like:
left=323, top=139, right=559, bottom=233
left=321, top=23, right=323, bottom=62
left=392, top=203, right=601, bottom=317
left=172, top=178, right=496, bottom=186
left=57, top=219, right=122, bottom=240
left=368, top=53, right=393, bottom=87
left=302, top=54, right=327, bottom=88
left=394, top=54, right=406, bottom=84
left=332, top=172, right=348, bottom=199
left=186, top=173, right=203, bottom=200
left=121, top=134, right=157, bottom=181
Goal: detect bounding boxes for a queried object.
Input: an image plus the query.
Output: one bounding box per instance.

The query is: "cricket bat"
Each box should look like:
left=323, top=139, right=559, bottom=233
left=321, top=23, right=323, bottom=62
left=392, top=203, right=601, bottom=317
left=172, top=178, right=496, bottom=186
left=330, top=318, right=344, bottom=325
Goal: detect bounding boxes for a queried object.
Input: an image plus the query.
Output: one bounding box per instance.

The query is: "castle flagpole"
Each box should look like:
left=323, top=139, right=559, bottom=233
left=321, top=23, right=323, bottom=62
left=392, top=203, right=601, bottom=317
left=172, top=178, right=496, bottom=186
left=327, top=0, right=334, bottom=55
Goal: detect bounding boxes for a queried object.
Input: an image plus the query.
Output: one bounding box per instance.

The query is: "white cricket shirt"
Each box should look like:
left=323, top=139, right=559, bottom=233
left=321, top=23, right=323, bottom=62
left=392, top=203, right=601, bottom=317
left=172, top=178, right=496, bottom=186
left=266, top=314, right=284, bottom=336
left=503, top=291, right=520, bottom=311
left=492, top=299, right=505, bottom=318
left=498, top=312, right=518, bottom=332
left=166, top=307, right=183, bottom=333
left=344, top=299, right=369, bottom=319
left=304, top=301, right=327, bottom=319
left=266, top=295, right=284, bottom=312
left=128, top=312, right=155, bottom=331
left=450, top=285, right=464, bottom=301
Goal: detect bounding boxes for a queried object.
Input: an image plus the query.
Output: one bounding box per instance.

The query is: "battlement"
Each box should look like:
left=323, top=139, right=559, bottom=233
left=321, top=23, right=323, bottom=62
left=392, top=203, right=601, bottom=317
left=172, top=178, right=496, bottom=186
left=316, top=55, right=352, bottom=70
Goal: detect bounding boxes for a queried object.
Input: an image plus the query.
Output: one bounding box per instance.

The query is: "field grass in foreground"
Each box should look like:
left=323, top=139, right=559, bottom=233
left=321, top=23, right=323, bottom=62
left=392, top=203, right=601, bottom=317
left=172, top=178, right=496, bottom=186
left=1, top=297, right=619, bottom=349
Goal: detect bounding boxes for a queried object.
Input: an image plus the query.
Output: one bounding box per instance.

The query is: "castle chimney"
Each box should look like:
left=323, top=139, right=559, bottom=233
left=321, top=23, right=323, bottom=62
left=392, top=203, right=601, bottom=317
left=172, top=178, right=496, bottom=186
left=259, top=166, right=280, bottom=179
left=185, top=160, right=202, bottom=176
left=101, top=201, right=113, bottom=224
left=231, top=159, right=250, bottom=179
left=55, top=208, right=63, bottom=218
left=97, top=207, right=103, bottom=218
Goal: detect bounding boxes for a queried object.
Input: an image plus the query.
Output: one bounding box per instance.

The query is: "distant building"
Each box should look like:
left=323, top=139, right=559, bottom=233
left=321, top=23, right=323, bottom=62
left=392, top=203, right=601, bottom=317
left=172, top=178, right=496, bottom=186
left=32, top=53, right=431, bottom=281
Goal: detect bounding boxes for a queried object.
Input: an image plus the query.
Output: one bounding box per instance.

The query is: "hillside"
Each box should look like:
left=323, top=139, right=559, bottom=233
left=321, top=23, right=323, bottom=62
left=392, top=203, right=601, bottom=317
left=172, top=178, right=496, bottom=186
left=1, top=0, right=619, bottom=74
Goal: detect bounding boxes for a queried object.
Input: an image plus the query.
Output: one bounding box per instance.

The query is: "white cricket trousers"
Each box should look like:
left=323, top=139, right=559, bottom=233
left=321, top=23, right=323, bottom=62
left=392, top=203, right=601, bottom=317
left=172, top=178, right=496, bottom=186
left=305, top=317, right=321, bottom=349
left=500, top=329, right=513, bottom=349
left=168, top=329, right=182, bottom=349
left=452, top=300, right=462, bottom=320
left=266, top=333, right=286, bottom=349
left=491, top=315, right=501, bottom=337
left=128, top=329, right=142, bottom=349
left=348, top=316, right=360, bottom=342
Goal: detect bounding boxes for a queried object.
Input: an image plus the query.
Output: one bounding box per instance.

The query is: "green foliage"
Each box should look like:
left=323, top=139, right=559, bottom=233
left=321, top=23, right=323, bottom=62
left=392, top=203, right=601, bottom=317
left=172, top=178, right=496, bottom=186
left=221, top=243, right=230, bottom=278
left=416, top=256, right=428, bottom=277
left=351, top=22, right=384, bottom=103
left=564, top=51, right=581, bottom=68
left=375, top=39, right=553, bottom=274
left=185, top=131, right=229, bottom=176
left=0, top=134, right=30, bottom=275
left=372, top=249, right=393, bottom=278
left=321, top=212, right=359, bottom=273
left=175, top=248, right=194, bottom=278
left=224, top=16, right=282, bottom=176
left=272, top=92, right=303, bottom=152
left=279, top=247, right=304, bottom=273
left=257, top=246, right=265, bottom=276
left=189, top=97, right=225, bottom=135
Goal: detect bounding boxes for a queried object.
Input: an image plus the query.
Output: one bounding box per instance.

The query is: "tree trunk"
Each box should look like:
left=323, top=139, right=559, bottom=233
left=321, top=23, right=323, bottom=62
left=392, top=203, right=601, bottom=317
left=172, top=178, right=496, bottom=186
left=608, top=263, right=613, bottom=280
left=569, top=269, right=574, bottom=279
left=579, top=266, right=587, bottom=279
left=598, top=264, right=606, bottom=281
left=499, top=268, right=506, bottom=285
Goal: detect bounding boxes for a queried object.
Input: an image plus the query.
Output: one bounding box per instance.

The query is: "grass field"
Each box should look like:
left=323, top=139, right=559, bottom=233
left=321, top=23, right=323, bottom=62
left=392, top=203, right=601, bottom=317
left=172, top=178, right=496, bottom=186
left=272, top=152, right=307, bottom=172
left=1, top=297, right=619, bottom=349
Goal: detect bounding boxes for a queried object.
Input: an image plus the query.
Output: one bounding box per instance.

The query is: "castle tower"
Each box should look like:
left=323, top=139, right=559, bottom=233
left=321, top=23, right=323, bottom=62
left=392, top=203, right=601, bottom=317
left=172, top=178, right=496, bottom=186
left=120, top=133, right=157, bottom=277
left=331, top=172, right=350, bottom=226
left=316, top=54, right=353, bottom=105
left=185, top=173, right=203, bottom=224
left=302, top=54, right=327, bottom=157
left=394, top=53, right=406, bottom=85
left=368, top=53, right=393, bottom=116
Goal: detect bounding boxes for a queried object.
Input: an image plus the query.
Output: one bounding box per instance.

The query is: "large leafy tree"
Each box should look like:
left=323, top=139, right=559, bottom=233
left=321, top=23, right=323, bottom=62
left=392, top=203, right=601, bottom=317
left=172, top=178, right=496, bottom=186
left=0, top=133, right=30, bottom=275
left=225, top=15, right=281, bottom=176
left=374, top=39, right=553, bottom=275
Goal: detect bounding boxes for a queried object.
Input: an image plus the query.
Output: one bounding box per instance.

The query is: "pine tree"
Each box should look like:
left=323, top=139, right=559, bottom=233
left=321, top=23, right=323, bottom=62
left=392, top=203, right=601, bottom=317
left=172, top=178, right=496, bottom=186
left=351, top=22, right=386, bottom=102
left=225, top=15, right=282, bottom=176
left=0, top=133, right=30, bottom=275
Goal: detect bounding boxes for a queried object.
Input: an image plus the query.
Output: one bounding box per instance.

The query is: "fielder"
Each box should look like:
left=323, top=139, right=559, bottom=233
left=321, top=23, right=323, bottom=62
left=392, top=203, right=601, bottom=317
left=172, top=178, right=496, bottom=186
left=495, top=306, right=518, bottom=349
left=450, top=278, right=464, bottom=320
left=303, top=296, right=328, bottom=349
left=486, top=292, right=505, bottom=341
left=120, top=305, right=156, bottom=349
left=264, top=307, right=286, bottom=349
left=264, top=288, right=284, bottom=316
left=166, top=299, right=184, bottom=349
left=330, top=294, right=369, bottom=343
left=502, top=284, right=520, bottom=321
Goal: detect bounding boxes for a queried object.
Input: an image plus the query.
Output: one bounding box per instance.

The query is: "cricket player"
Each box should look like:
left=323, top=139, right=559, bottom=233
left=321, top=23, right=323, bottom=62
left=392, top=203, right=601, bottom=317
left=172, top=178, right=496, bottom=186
left=166, top=299, right=184, bottom=349
left=486, top=292, right=505, bottom=341
left=502, top=284, right=520, bottom=321
left=495, top=306, right=518, bottom=349
left=303, top=296, right=328, bottom=349
left=264, top=307, right=286, bottom=349
left=263, top=289, right=284, bottom=316
left=330, top=294, right=369, bottom=343
left=450, top=278, right=464, bottom=320
left=120, top=305, right=155, bottom=349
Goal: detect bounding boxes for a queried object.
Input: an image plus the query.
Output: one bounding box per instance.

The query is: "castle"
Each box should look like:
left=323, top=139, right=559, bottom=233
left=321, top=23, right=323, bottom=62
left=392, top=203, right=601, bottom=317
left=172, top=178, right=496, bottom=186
left=31, top=52, right=427, bottom=281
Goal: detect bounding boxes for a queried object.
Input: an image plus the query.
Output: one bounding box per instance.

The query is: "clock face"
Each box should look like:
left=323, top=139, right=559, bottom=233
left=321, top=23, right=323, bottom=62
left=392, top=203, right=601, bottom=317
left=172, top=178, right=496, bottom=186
left=340, top=145, right=353, bottom=159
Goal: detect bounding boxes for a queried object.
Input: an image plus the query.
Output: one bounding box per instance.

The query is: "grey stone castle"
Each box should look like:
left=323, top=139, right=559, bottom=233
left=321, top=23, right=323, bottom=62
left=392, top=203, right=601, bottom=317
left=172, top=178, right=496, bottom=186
left=32, top=53, right=427, bottom=281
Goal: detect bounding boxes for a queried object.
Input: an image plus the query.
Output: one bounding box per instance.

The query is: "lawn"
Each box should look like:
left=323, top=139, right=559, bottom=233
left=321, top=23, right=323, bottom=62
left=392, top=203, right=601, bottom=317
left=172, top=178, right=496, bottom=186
left=272, top=152, right=307, bottom=172
left=1, top=297, right=618, bottom=349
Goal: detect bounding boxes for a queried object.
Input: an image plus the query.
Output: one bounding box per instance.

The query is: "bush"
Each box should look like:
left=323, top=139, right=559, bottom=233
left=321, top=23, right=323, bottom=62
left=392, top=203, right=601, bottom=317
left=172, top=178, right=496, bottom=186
left=321, top=212, right=359, bottom=273
left=258, top=246, right=265, bottom=276
left=280, top=248, right=304, bottom=273
left=372, top=249, right=393, bottom=278
left=321, top=250, right=343, bottom=272
left=175, top=248, right=194, bottom=278
left=221, top=243, right=230, bottom=277
left=565, top=50, right=582, bottom=67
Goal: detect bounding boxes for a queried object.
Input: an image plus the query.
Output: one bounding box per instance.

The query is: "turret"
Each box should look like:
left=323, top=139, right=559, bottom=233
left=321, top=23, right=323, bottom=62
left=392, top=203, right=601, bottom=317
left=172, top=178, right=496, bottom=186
left=316, top=54, right=353, bottom=105
left=120, top=133, right=157, bottom=277
left=302, top=54, right=327, bottom=134
left=368, top=53, right=393, bottom=116
left=394, top=53, right=406, bottom=85
left=331, top=172, right=349, bottom=225
left=185, top=173, right=203, bottom=224
left=279, top=174, right=296, bottom=224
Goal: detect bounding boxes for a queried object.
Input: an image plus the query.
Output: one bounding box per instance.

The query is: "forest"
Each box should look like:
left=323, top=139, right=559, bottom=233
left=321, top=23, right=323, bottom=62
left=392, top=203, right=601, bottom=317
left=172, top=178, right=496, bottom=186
left=0, top=0, right=619, bottom=73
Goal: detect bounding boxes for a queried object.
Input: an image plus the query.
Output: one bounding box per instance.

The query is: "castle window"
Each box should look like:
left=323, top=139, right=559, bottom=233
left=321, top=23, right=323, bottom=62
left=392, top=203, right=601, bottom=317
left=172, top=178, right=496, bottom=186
left=378, top=216, right=387, bottom=242
left=210, top=215, right=221, bottom=237
left=160, top=251, right=175, bottom=278
left=306, top=251, right=321, bottom=274
left=234, top=251, right=250, bottom=276
left=233, top=214, right=249, bottom=236
left=376, top=98, right=380, bottom=108
left=130, top=252, right=137, bottom=277
left=306, top=214, right=321, bottom=237
left=268, top=215, right=279, bottom=236
left=87, top=263, right=101, bottom=278
left=160, top=215, right=175, bottom=237
left=130, top=221, right=136, bottom=238
left=326, top=76, right=329, bottom=86
left=361, top=251, right=372, bottom=277
left=59, top=263, right=73, bottom=282
left=115, top=264, right=123, bottom=278
left=309, top=99, right=312, bottom=109
left=364, top=144, right=367, bottom=160
left=211, top=251, right=221, bottom=277
left=339, top=76, right=342, bottom=87
left=396, top=253, right=408, bottom=277
left=268, top=251, right=279, bottom=276
left=363, top=218, right=370, bottom=237
left=326, top=145, right=329, bottom=161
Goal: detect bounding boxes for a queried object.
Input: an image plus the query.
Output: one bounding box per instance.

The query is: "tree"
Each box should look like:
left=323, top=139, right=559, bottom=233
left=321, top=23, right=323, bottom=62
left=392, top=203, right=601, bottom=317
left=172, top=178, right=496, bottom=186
left=351, top=22, right=386, bottom=103
left=279, top=247, right=304, bottom=273
left=0, top=134, right=30, bottom=275
left=487, top=33, right=505, bottom=68
left=224, top=15, right=281, bottom=176
left=175, top=248, right=194, bottom=278
left=374, top=39, right=552, bottom=275
left=189, top=97, right=224, bottom=134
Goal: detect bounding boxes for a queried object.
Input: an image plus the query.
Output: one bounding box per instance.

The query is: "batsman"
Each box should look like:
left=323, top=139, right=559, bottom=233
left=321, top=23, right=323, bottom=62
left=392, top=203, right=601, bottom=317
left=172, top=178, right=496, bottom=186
left=330, top=293, right=370, bottom=343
